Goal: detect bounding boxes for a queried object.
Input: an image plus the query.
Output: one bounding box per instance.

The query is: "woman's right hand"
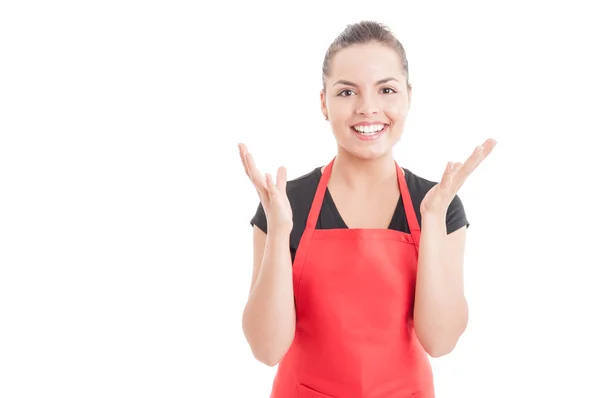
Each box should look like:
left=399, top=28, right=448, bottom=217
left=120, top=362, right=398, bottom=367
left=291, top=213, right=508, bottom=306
left=238, top=143, right=293, bottom=234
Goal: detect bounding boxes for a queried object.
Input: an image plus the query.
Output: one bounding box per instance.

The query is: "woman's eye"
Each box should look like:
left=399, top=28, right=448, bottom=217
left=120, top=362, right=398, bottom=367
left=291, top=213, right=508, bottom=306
left=381, top=87, right=397, bottom=94
left=338, top=89, right=355, bottom=97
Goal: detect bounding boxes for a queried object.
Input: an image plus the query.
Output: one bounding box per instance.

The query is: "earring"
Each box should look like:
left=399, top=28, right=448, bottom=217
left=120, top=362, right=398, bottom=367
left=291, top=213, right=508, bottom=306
left=324, top=115, right=328, bottom=121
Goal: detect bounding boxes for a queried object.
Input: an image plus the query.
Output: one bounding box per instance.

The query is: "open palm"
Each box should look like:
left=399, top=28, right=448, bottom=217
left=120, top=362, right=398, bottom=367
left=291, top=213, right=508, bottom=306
left=238, top=143, right=293, bottom=233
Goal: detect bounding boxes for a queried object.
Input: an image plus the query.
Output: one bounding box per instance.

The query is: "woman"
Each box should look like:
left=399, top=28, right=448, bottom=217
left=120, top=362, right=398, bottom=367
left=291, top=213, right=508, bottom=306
left=239, top=20, right=496, bottom=398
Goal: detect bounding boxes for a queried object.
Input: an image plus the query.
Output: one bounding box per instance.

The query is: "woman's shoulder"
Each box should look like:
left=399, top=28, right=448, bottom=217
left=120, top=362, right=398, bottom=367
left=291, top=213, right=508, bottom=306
left=285, top=166, right=322, bottom=201
left=401, top=167, right=438, bottom=195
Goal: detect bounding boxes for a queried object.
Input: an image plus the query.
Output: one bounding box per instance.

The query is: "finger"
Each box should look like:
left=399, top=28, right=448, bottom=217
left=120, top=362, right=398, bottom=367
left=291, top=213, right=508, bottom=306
left=454, top=138, right=496, bottom=187
left=451, top=161, right=464, bottom=187
left=245, top=152, right=267, bottom=192
left=238, top=143, right=250, bottom=177
left=265, top=173, right=277, bottom=196
left=239, top=143, right=254, bottom=180
left=482, top=138, right=497, bottom=153
left=244, top=152, right=260, bottom=183
left=456, top=145, right=483, bottom=182
left=276, top=166, right=287, bottom=191
left=467, top=138, right=496, bottom=168
left=442, top=161, right=468, bottom=196
left=438, top=161, right=455, bottom=191
left=445, top=138, right=497, bottom=194
left=480, top=138, right=497, bottom=160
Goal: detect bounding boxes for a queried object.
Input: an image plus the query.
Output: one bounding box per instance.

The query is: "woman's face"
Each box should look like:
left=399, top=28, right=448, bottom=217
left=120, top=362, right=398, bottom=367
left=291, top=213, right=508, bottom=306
left=321, top=42, right=411, bottom=161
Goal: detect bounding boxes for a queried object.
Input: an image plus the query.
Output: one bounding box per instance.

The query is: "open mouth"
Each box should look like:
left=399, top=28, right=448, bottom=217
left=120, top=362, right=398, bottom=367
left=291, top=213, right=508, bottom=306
left=351, top=123, right=389, bottom=140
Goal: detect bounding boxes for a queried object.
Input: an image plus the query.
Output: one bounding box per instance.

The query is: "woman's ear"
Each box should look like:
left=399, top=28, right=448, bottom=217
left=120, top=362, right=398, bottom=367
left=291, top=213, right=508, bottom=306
left=320, top=89, right=328, bottom=120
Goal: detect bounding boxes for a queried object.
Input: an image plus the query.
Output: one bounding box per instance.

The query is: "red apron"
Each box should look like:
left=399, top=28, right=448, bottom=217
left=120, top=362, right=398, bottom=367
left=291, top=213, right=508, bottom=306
left=270, top=158, right=434, bottom=398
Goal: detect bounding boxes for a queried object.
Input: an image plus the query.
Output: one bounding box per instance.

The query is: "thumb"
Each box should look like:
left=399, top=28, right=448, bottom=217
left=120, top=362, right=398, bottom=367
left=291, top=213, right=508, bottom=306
left=276, top=166, right=287, bottom=191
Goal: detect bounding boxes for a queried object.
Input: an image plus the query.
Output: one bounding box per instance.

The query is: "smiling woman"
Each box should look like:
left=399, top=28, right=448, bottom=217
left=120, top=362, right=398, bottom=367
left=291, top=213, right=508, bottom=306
left=239, top=20, right=496, bottom=398
left=320, top=30, right=411, bottom=160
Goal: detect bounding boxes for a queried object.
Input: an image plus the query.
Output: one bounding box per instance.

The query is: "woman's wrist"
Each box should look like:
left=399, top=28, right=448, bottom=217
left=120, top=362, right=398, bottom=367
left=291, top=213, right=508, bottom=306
left=266, top=228, right=292, bottom=243
left=420, top=209, right=446, bottom=226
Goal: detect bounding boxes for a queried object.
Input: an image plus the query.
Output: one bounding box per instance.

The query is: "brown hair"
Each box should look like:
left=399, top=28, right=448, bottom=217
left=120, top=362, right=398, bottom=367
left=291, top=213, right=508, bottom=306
left=322, top=21, right=410, bottom=90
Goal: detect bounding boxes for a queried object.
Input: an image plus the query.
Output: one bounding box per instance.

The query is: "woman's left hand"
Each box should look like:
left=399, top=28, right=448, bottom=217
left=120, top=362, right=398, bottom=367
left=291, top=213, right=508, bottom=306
left=421, top=138, right=497, bottom=217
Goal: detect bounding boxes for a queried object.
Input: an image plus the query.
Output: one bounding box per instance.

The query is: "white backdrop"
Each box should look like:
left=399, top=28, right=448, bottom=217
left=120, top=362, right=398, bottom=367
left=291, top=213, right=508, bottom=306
left=1, top=1, right=599, bottom=397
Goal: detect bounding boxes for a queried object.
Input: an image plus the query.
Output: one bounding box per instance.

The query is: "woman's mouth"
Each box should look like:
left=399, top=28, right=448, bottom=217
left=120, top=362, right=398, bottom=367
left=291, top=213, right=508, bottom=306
left=351, top=123, right=389, bottom=141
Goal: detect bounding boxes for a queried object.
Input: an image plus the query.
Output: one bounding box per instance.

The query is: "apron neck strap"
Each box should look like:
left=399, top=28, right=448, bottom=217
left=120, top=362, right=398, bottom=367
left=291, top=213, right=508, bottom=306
left=305, top=157, right=422, bottom=243
left=396, top=163, right=421, bottom=247
left=305, top=158, right=335, bottom=230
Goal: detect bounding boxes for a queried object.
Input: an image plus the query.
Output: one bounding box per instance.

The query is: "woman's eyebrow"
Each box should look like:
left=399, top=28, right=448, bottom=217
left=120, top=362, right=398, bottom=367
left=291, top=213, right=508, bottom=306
left=333, top=77, right=399, bottom=87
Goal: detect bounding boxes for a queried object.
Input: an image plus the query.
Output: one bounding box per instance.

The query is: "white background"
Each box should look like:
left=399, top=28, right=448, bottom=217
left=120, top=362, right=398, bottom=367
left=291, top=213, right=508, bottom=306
left=1, top=1, right=599, bottom=397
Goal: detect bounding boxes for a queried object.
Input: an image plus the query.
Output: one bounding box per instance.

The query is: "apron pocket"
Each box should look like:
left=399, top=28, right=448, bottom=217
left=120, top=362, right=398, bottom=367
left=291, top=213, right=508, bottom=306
left=297, top=384, right=421, bottom=398
left=297, top=384, right=338, bottom=398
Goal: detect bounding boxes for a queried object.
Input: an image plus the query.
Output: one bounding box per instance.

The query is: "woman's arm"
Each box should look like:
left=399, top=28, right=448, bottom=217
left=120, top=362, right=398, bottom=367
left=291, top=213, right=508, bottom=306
left=242, top=226, right=296, bottom=366
left=413, top=214, right=469, bottom=358
left=413, top=138, right=495, bottom=357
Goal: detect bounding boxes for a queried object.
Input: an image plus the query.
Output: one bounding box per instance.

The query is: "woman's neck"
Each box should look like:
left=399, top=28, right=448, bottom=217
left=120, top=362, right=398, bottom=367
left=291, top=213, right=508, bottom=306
left=328, top=148, right=399, bottom=191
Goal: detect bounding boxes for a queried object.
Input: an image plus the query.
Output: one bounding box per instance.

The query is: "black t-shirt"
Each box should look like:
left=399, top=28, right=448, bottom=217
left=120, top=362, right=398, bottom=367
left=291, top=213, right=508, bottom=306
left=250, top=166, right=469, bottom=262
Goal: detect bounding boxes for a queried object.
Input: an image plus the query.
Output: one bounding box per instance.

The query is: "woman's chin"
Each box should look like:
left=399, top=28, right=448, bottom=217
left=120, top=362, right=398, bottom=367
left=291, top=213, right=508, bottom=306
left=340, top=144, right=393, bottom=161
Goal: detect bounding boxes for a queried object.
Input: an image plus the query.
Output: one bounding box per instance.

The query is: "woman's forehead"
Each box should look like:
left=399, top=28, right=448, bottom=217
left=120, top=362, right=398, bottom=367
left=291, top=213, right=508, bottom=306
left=328, top=44, right=405, bottom=83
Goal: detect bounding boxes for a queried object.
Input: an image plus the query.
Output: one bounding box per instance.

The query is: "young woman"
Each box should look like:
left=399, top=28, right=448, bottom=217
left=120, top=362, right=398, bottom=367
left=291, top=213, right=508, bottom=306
left=239, top=20, right=496, bottom=398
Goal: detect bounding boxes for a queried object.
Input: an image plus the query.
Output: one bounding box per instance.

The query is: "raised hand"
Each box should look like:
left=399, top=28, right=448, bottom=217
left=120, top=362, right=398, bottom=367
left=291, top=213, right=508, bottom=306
left=421, top=138, right=497, bottom=216
left=238, top=143, right=293, bottom=234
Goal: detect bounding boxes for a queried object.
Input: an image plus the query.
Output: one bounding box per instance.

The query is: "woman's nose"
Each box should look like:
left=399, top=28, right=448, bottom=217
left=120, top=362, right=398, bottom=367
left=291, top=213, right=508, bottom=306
left=356, top=95, right=379, bottom=116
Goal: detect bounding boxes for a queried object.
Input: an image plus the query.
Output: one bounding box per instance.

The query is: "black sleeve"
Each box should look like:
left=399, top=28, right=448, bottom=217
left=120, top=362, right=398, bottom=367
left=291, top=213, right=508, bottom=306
left=446, top=194, right=469, bottom=234
left=250, top=202, right=268, bottom=234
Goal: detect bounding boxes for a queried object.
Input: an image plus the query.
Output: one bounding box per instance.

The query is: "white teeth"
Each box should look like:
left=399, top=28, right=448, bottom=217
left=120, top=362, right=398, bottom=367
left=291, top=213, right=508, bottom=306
left=353, top=124, right=385, bottom=135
